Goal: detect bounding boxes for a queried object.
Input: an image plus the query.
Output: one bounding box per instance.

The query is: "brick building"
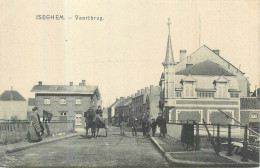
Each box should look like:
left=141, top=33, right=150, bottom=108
left=159, top=19, right=250, bottom=125
left=107, top=97, right=125, bottom=125
left=114, top=97, right=132, bottom=125
left=31, top=80, right=101, bottom=128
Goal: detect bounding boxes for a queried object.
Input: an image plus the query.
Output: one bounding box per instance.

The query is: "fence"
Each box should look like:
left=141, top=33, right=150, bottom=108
left=0, top=120, right=75, bottom=145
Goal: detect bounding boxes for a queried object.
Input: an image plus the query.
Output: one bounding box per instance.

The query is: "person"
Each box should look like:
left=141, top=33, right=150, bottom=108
left=151, top=118, right=157, bottom=137
left=84, top=106, right=96, bottom=137
left=132, top=117, right=138, bottom=137
left=156, top=113, right=163, bottom=137
left=95, top=105, right=103, bottom=117
left=27, top=107, right=44, bottom=143
left=119, top=113, right=126, bottom=136
left=161, top=116, right=167, bottom=138
left=142, top=114, right=147, bottom=136
left=43, top=110, right=53, bottom=136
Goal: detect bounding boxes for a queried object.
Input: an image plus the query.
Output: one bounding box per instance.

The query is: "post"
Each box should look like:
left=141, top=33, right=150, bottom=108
left=241, top=125, right=248, bottom=162
left=226, top=124, right=232, bottom=156
left=196, top=123, right=200, bottom=150
left=216, top=124, right=221, bottom=154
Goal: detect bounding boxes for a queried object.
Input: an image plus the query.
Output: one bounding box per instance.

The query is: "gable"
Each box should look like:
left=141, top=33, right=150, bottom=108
left=174, top=45, right=244, bottom=76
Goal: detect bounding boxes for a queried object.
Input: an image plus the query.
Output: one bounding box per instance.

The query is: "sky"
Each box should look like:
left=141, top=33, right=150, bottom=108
left=0, top=0, right=259, bottom=107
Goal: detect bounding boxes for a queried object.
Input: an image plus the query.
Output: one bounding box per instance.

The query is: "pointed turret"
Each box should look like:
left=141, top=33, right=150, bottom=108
left=163, top=18, right=175, bottom=66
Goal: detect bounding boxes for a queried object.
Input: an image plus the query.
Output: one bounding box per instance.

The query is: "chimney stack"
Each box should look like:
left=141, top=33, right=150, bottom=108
left=145, top=87, right=149, bottom=93
left=137, top=90, right=141, bottom=95
left=141, top=89, right=145, bottom=94
left=179, top=50, right=187, bottom=62
left=70, top=82, right=73, bottom=86
left=213, top=49, right=220, bottom=56
left=131, top=94, right=134, bottom=98
left=82, top=80, right=86, bottom=86
left=79, top=83, right=82, bottom=86
left=38, top=81, right=42, bottom=86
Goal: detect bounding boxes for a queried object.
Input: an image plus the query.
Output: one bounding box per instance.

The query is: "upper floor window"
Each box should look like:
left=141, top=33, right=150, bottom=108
left=60, top=98, right=67, bottom=105
left=176, top=91, right=182, bottom=97
left=181, top=75, right=196, bottom=98
left=216, top=84, right=228, bottom=98
left=76, top=98, right=82, bottom=105
left=44, top=98, right=50, bottom=105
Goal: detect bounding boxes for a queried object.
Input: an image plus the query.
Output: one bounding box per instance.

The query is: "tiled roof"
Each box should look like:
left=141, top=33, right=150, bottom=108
left=176, top=60, right=234, bottom=76
left=0, top=90, right=26, bottom=101
left=28, top=98, right=36, bottom=106
left=116, top=97, right=132, bottom=108
left=31, top=85, right=98, bottom=95
left=240, top=98, right=260, bottom=110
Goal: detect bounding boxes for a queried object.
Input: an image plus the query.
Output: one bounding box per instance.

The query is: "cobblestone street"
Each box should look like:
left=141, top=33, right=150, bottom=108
left=0, top=127, right=169, bottom=167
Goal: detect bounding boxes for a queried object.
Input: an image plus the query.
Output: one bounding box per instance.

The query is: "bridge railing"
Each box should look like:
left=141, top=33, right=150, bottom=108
left=0, top=120, right=75, bottom=145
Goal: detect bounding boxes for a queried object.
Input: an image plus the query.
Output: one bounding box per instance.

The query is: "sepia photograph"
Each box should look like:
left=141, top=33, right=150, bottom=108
left=0, top=0, right=259, bottom=167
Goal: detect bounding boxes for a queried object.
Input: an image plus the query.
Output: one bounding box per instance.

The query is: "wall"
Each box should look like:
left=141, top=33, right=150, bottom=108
left=166, top=123, right=183, bottom=141
left=0, top=101, right=27, bottom=120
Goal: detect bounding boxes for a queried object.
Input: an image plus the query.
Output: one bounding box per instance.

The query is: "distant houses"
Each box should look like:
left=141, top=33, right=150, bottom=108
left=30, top=80, right=101, bottom=128
left=0, top=90, right=27, bottom=120
left=108, top=85, right=160, bottom=126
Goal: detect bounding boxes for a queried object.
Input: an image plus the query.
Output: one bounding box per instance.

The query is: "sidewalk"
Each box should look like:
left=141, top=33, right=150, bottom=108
left=0, top=132, right=80, bottom=155
left=150, top=136, right=259, bottom=167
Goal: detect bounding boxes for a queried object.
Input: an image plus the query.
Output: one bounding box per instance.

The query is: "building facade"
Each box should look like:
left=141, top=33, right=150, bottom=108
left=0, top=90, right=27, bottom=120
left=159, top=19, right=249, bottom=125
left=31, top=80, right=101, bottom=128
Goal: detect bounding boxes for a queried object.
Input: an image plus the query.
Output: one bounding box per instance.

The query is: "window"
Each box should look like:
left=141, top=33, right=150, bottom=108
left=60, top=98, right=66, bottom=104
left=76, top=98, right=82, bottom=104
left=176, top=91, right=182, bottom=97
left=251, top=113, right=258, bottom=119
left=60, top=112, right=67, bottom=116
left=230, top=93, right=239, bottom=98
left=216, top=84, right=228, bottom=98
left=44, top=98, right=50, bottom=105
left=197, top=92, right=214, bottom=98
left=59, top=111, right=67, bottom=121
left=183, top=82, right=196, bottom=98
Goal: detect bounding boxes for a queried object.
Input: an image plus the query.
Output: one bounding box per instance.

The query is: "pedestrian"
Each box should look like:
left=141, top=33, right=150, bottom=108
left=120, top=112, right=126, bottom=136
left=142, top=114, right=147, bottom=136
left=156, top=113, right=163, bottom=137
left=161, top=116, right=167, bottom=138
left=132, top=118, right=138, bottom=137
left=151, top=119, right=157, bottom=137
left=27, top=107, right=44, bottom=143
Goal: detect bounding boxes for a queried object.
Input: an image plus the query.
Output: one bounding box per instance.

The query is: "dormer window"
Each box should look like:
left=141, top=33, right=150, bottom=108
left=181, top=74, right=196, bottom=98
left=214, top=75, right=229, bottom=99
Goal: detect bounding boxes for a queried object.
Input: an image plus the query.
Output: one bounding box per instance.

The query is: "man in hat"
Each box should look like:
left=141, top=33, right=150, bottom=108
left=151, top=118, right=157, bottom=137
left=132, top=117, right=138, bottom=137
left=156, top=112, right=163, bottom=137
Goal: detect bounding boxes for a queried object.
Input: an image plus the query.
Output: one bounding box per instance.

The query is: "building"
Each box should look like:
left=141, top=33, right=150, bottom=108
left=159, top=19, right=249, bottom=125
left=0, top=90, right=27, bottom=120
left=240, top=98, right=260, bottom=134
left=31, top=80, right=101, bottom=128
left=131, top=85, right=160, bottom=121
left=107, top=97, right=125, bottom=125
left=114, top=97, right=132, bottom=125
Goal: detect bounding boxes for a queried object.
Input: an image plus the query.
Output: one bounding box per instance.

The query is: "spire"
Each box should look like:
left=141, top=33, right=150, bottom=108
left=163, top=18, right=175, bottom=66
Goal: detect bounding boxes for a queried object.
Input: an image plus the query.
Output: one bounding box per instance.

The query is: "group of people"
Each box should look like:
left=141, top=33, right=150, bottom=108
left=122, top=112, right=167, bottom=138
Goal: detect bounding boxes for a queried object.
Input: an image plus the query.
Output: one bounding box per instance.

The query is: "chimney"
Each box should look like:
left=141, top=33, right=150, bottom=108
left=38, top=81, right=42, bottom=86
left=131, top=94, right=134, bottom=98
left=82, top=80, right=86, bottom=86
left=79, top=83, right=82, bottom=86
left=179, top=50, right=187, bottom=62
left=186, top=56, right=193, bottom=68
left=145, top=87, right=149, bottom=93
left=141, top=89, right=145, bottom=94
left=213, top=49, right=220, bottom=56
left=70, top=82, right=73, bottom=86
left=116, top=98, right=119, bottom=101
left=137, top=90, right=141, bottom=95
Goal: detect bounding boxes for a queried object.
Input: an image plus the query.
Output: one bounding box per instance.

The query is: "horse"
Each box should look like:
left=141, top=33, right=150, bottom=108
left=84, top=109, right=97, bottom=138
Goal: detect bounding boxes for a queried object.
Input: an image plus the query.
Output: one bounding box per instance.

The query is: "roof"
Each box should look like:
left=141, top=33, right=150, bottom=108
left=174, top=75, right=239, bottom=90
left=28, top=98, right=36, bottom=106
left=240, top=98, right=260, bottom=110
left=0, top=90, right=26, bottom=101
left=116, top=97, right=132, bottom=108
left=163, top=35, right=175, bottom=65
left=109, top=98, right=125, bottom=108
left=176, top=60, right=234, bottom=76
left=31, top=85, right=99, bottom=95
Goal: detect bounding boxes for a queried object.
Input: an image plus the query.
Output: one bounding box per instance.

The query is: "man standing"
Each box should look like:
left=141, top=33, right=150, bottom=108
left=119, top=112, right=126, bottom=136
left=156, top=113, right=163, bottom=137
left=151, top=118, right=157, bottom=137
left=132, top=117, right=138, bottom=137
